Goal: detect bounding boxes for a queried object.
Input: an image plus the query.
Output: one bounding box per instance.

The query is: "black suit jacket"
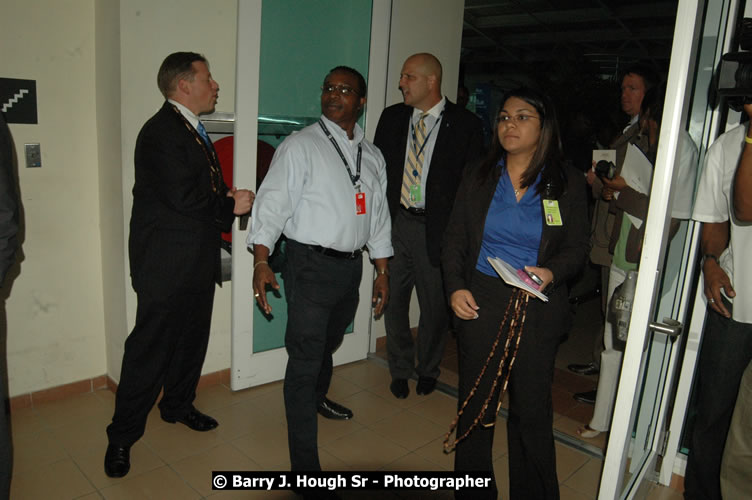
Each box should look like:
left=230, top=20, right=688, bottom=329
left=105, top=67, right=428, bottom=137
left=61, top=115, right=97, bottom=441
left=441, top=161, right=590, bottom=306
left=129, top=102, right=235, bottom=297
left=0, top=113, right=19, bottom=286
left=373, top=100, right=484, bottom=266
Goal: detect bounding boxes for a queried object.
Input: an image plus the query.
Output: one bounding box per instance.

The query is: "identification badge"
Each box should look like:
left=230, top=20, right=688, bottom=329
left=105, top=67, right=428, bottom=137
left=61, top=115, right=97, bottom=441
left=543, top=199, right=563, bottom=226
left=409, top=184, right=422, bottom=203
left=355, top=192, right=366, bottom=215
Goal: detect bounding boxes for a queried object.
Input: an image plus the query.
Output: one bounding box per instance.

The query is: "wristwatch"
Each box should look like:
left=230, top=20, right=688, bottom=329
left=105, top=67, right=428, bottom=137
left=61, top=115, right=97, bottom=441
left=702, top=253, right=720, bottom=267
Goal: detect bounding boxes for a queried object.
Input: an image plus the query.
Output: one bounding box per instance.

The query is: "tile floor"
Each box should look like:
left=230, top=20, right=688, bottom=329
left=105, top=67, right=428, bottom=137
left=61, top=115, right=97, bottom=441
left=8, top=358, right=681, bottom=499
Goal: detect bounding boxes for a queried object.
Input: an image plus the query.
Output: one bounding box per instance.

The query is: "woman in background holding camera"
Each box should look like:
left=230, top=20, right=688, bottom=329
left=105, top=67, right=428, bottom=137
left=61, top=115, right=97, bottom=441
left=442, top=87, right=589, bottom=499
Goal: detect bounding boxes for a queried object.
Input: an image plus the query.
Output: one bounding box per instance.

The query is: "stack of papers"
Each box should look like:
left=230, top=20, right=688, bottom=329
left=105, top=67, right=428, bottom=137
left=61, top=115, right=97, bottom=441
left=487, top=257, right=549, bottom=302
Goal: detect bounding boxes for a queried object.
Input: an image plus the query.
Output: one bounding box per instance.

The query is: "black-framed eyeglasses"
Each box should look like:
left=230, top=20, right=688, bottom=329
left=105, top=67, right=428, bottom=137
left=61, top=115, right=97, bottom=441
left=322, top=84, right=360, bottom=97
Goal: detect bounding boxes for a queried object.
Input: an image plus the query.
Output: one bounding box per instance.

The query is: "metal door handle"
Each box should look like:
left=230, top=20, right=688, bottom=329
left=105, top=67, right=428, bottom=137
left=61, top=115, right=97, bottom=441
left=649, top=318, right=683, bottom=338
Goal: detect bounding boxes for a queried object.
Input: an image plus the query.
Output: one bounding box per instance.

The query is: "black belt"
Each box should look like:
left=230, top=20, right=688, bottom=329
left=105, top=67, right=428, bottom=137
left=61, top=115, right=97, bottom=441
left=306, top=244, right=363, bottom=260
left=401, top=204, right=426, bottom=216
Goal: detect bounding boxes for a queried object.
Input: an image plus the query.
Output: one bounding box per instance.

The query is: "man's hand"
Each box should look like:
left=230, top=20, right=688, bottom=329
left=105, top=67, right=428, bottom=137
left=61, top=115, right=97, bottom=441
left=372, top=274, right=389, bottom=318
left=524, top=266, right=553, bottom=292
left=252, top=245, right=278, bottom=314
left=450, top=289, right=479, bottom=320
left=228, top=187, right=254, bottom=215
left=703, top=258, right=735, bottom=318
left=601, top=174, right=628, bottom=193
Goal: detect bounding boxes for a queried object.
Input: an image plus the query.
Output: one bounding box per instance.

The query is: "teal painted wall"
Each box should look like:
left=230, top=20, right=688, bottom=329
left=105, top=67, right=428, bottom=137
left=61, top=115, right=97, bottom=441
left=253, top=0, right=373, bottom=353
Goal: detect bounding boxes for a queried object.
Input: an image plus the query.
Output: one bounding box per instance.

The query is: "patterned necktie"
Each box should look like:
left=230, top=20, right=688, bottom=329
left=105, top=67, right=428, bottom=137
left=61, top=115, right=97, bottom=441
left=402, top=113, right=428, bottom=208
left=197, top=121, right=211, bottom=145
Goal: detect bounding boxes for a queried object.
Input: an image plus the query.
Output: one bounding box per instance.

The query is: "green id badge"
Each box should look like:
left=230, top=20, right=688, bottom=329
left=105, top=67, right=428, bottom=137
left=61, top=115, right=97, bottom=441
left=410, top=184, right=422, bottom=203
left=543, top=199, right=562, bottom=226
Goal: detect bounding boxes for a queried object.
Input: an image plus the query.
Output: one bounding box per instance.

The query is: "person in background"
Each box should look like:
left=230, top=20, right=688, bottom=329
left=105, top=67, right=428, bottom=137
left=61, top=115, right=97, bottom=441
left=442, top=87, right=589, bottom=499
left=104, top=52, right=254, bottom=478
left=374, top=53, right=483, bottom=400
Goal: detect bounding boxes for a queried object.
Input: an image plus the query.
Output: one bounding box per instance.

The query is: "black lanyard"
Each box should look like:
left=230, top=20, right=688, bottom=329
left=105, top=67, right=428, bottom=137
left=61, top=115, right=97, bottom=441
left=318, top=119, right=362, bottom=190
left=410, top=108, right=444, bottom=159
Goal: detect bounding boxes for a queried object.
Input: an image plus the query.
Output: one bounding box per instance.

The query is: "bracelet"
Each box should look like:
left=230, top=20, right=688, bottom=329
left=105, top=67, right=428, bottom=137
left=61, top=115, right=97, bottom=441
left=745, top=135, right=752, bottom=144
left=376, top=268, right=389, bottom=276
left=253, top=261, right=269, bottom=270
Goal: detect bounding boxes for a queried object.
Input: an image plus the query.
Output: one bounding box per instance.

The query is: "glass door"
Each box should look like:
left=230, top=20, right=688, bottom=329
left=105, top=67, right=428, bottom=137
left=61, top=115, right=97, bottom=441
left=599, top=0, right=738, bottom=497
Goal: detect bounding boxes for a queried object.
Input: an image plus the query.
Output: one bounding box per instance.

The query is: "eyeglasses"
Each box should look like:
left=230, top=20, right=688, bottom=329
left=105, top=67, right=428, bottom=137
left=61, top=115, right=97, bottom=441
left=497, top=114, right=540, bottom=125
left=321, top=84, right=360, bottom=97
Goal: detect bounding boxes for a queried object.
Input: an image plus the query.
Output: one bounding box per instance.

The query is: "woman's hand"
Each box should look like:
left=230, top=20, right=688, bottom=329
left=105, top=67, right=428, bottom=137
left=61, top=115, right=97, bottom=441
left=524, top=266, right=554, bottom=292
left=450, top=289, right=479, bottom=320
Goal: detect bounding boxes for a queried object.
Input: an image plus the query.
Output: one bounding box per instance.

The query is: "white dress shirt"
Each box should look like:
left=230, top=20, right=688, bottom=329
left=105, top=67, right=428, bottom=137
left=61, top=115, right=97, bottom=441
left=247, top=115, right=393, bottom=260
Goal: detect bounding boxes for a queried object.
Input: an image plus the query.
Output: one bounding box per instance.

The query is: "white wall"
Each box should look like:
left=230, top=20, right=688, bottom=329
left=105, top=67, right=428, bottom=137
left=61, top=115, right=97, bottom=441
left=113, top=0, right=239, bottom=381
left=1, top=0, right=107, bottom=395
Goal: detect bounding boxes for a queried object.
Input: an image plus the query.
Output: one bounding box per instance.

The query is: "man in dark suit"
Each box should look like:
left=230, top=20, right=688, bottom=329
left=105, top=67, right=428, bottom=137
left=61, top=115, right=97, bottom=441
left=374, top=53, right=483, bottom=398
left=1, top=111, right=20, bottom=499
left=104, top=52, right=253, bottom=478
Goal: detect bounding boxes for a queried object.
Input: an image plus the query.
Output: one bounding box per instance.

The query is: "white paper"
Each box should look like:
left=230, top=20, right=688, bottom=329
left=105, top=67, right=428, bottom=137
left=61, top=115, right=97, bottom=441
left=620, top=143, right=654, bottom=229
left=486, top=257, right=549, bottom=302
left=592, top=149, right=616, bottom=165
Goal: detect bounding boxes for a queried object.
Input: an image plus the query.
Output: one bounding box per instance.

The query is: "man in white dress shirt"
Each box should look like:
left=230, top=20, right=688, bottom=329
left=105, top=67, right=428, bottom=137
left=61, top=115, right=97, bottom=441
left=248, top=66, right=392, bottom=482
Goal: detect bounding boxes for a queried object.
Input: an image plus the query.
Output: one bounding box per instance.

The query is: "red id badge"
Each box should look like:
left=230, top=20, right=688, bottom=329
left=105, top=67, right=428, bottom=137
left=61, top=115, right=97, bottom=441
left=355, top=192, right=366, bottom=215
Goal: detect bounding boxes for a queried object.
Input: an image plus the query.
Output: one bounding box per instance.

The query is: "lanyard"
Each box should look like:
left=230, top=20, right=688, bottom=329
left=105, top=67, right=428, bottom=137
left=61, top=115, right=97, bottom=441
left=411, top=108, right=444, bottom=160
left=318, top=119, right=362, bottom=190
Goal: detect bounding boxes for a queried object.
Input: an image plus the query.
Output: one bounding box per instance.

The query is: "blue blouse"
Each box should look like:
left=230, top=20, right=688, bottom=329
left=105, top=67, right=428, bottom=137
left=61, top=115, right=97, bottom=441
left=476, top=164, right=543, bottom=277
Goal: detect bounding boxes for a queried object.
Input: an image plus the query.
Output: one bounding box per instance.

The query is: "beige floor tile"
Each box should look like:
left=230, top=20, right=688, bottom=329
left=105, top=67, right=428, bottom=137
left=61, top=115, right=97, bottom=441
left=555, top=441, right=591, bottom=483
left=563, top=457, right=603, bottom=498
left=49, top=414, right=111, bottom=458
left=553, top=414, right=607, bottom=452
left=10, top=458, right=96, bottom=499
left=317, top=414, right=364, bottom=445
left=230, top=423, right=290, bottom=470
left=382, top=452, right=447, bottom=471
left=99, top=465, right=201, bottom=500
left=11, top=428, right=69, bottom=477
left=172, top=442, right=262, bottom=496
left=251, top=388, right=287, bottom=422
left=71, top=440, right=165, bottom=489
left=369, top=410, right=447, bottom=452
left=406, top=391, right=457, bottom=427
left=414, top=436, right=455, bottom=471
left=560, top=483, right=593, bottom=500
left=142, top=419, right=224, bottom=464
left=33, top=392, right=113, bottom=429
left=192, top=384, right=254, bottom=413
left=76, top=494, right=106, bottom=500
left=327, top=374, right=366, bottom=401
left=9, top=406, right=46, bottom=438
left=319, top=448, right=351, bottom=470
left=210, top=399, right=276, bottom=441
left=341, top=390, right=403, bottom=426
left=322, top=428, right=410, bottom=471
left=335, top=359, right=392, bottom=389
left=646, top=482, right=684, bottom=500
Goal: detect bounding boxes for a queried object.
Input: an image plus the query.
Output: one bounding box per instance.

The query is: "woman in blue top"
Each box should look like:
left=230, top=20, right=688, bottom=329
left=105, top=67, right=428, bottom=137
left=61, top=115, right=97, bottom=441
left=442, top=87, right=589, bottom=499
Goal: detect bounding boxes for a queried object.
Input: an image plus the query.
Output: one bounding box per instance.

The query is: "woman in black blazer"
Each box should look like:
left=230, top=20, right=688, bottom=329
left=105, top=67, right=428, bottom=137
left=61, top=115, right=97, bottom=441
left=442, top=88, right=589, bottom=499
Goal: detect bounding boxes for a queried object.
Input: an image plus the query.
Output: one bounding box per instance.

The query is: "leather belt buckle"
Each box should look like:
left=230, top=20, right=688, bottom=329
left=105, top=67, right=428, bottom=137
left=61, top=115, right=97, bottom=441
left=401, top=204, right=426, bottom=216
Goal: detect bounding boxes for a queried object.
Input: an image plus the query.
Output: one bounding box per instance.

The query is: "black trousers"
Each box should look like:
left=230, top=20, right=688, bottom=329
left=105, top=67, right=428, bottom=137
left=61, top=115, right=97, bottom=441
left=685, top=298, right=752, bottom=500
left=384, top=208, right=449, bottom=380
left=107, top=284, right=215, bottom=446
left=282, top=240, right=362, bottom=471
left=455, top=270, right=565, bottom=500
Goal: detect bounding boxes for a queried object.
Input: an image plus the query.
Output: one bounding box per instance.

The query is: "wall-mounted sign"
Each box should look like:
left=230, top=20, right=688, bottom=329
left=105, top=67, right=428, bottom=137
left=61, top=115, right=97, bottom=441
left=0, top=78, right=38, bottom=124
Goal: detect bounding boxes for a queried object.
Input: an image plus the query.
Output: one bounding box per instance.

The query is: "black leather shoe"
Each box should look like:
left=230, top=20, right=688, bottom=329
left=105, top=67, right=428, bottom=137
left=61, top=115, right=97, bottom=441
left=574, top=390, right=597, bottom=405
left=162, top=409, right=218, bottom=431
left=568, top=362, right=600, bottom=375
left=104, top=444, right=131, bottom=478
left=317, top=398, right=353, bottom=420
left=416, top=376, right=437, bottom=395
left=390, top=378, right=409, bottom=399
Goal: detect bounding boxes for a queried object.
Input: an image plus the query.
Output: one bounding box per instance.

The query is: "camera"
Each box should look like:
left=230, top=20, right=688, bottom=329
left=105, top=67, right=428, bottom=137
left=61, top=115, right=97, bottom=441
left=717, top=18, right=752, bottom=112
left=595, top=159, right=616, bottom=180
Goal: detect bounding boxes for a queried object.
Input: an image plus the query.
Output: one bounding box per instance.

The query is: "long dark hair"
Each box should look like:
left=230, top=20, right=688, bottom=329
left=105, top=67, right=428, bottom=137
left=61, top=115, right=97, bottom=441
left=478, top=87, right=567, bottom=198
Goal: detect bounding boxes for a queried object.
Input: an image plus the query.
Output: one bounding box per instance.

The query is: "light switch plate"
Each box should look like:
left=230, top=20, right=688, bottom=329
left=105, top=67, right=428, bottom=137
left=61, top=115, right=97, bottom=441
left=25, top=143, right=41, bottom=168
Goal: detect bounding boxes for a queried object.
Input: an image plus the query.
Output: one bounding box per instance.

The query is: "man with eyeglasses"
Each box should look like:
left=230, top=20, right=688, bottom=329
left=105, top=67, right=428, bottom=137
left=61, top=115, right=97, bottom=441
left=248, top=66, right=392, bottom=486
left=373, top=53, right=483, bottom=400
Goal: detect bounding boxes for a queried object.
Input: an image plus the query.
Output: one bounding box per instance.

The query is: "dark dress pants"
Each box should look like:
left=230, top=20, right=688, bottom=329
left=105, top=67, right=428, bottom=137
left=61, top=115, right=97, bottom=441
left=282, top=240, right=361, bottom=471
left=684, top=298, right=752, bottom=500
left=385, top=208, right=449, bottom=380
left=455, top=270, right=563, bottom=500
left=107, top=284, right=215, bottom=446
